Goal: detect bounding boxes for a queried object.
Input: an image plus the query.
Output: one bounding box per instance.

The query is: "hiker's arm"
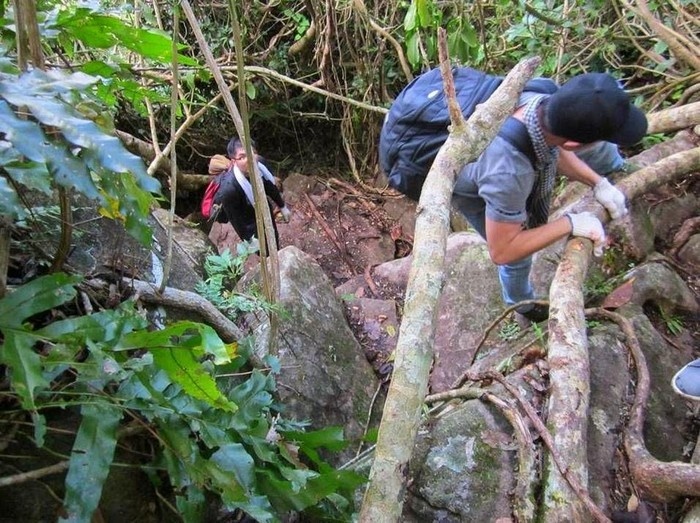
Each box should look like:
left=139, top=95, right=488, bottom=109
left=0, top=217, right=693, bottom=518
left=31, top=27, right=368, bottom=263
left=263, top=178, right=286, bottom=209
left=556, top=149, right=603, bottom=187
left=484, top=217, right=571, bottom=265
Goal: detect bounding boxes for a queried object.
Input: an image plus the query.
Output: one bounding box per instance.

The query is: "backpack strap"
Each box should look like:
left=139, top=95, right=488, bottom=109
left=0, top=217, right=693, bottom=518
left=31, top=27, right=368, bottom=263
left=495, top=79, right=556, bottom=165
left=497, top=116, right=536, bottom=165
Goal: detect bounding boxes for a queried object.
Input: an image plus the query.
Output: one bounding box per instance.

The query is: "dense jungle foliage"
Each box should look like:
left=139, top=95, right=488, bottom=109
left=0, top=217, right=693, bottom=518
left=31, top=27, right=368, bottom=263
left=0, top=0, right=697, bottom=521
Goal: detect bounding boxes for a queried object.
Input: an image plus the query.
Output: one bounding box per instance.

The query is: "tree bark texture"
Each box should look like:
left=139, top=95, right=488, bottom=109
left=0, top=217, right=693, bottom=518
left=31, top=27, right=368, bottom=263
left=619, top=146, right=700, bottom=199
left=359, top=52, right=541, bottom=523
left=541, top=238, right=593, bottom=522
left=646, top=100, right=700, bottom=135
left=540, top=142, right=700, bottom=520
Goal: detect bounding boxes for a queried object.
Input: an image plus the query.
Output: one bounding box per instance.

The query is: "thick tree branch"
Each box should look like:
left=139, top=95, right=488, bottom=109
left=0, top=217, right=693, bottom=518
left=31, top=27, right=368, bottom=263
left=646, top=100, right=700, bottom=135
left=541, top=238, right=593, bottom=522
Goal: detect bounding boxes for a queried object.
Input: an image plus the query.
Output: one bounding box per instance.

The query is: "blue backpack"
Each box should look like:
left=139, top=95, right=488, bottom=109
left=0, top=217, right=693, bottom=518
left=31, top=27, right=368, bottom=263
left=378, top=67, right=558, bottom=200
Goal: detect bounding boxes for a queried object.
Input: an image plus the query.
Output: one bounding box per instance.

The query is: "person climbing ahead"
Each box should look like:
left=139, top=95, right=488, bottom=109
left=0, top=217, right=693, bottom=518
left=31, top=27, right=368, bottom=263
left=451, top=72, right=648, bottom=323
left=214, top=137, right=291, bottom=250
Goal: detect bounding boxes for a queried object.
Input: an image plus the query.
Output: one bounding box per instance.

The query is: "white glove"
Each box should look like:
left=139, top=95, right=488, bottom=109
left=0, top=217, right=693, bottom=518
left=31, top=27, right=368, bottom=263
left=280, top=206, right=292, bottom=222
left=567, top=212, right=607, bottom=257
left=594, top=178, right=627, bottom=220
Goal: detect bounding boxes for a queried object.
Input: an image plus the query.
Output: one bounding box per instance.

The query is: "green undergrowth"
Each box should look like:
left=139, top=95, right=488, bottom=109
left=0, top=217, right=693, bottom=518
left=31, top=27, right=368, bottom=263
left=0, top=272, right=364, bottom=522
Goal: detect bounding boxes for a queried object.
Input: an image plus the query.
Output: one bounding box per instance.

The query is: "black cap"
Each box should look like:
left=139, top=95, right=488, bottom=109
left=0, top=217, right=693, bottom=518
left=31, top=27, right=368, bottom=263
left=546, top=73, right=648, bottom=146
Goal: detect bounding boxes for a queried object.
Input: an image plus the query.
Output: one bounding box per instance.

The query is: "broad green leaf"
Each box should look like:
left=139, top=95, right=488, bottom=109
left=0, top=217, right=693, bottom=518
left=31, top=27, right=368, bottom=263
left=257, top=467, right=363, bottom=513
left=462, top=22, right=478, bottom=47
left=403, top=1, right=417, bottom=31
left=151, top=346, right=237, bottom=412
left=406, top=32, right=420, bottom=68
left=119, top=321, right=230, bottom=364
left=1, top=89, right=149, bottom=179
left=55, top=10, right=197, bottom=66
left=229, top=370, right=275, bottom=430
left=0, top=274, right=80, bottom=411
left=37, top=305, right=147, bottom=347
left=246, top=80, right=257, bottom=100
left=88, top=162, right=157, bottom=245
left=284, top=426, right=348, bottom=452
left=0, top=101, right=102, bottom=200
left=0, top=331, right=48, bottom=411
left=79, top=60, right=119, bottom=78
left=416, top=0, right=433, bottom=27
left=0, top=100, right=53, bottom=163
left=5, top=68, right=99, bottom=94
left=158, top=419, right=258, bottom=513
left=210, top=443, right=255, bottom=492
left=175, top=486, right=207, bottom=522
left=224, top=495, right=277, bottom=523
left=0, top=175, right=24, bottom=218
left=60, top=402, right=121, bottom=523
left=0, top=273, right=81, bottom=327
left=2, top=161, right=53, bottom=195
left=120, top=324, right=235, bottom=412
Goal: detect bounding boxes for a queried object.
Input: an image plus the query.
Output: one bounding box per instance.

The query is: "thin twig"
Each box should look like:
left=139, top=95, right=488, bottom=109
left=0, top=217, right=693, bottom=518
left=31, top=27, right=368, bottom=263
left=0, top=461, right=69, bottom=487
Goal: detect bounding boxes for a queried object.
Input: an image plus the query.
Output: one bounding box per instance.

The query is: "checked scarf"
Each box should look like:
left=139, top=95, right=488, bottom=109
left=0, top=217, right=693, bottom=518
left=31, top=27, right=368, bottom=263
left=523, top=95, right=559, bottom=228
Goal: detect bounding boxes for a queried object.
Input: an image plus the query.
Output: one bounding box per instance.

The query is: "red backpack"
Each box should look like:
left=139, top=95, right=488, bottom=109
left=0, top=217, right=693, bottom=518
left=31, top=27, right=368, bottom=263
left=201, top=155, right=232, bottom=218
left=201, top=178, right=221, bottom=218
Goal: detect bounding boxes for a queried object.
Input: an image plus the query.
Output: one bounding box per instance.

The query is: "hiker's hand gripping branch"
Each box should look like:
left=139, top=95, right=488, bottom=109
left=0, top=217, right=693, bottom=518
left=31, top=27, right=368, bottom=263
left=566, top=212, right=607, bottom=256
left=594, top=177, right=627, bottom=219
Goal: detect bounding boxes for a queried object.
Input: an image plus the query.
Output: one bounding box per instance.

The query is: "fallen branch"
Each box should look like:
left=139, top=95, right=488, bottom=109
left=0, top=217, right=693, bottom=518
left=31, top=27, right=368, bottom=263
left=541, top=238, right=593, bottom=521
left=483, top=391, right=538, bottom=523
left=646, top=101, right=700, bottom=135
left=85, top=278, right=244, bottom=343
left=359, top=41, right=542, bottom=520
left=0, top=461, right=69, bottom=487
left=620, top=146, right=700, bottom=200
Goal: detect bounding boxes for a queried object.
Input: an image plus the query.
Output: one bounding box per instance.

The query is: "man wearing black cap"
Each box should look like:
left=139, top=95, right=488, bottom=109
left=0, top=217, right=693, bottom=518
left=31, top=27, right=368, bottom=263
left=452, top=72, right=648, bottom=323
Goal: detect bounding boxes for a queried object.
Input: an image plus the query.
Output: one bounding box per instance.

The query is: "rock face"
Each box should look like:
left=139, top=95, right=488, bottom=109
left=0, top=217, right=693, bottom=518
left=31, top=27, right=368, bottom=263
left=240, top=246, right=383, bottom=465
left=405, top=400, right=517, bottom=522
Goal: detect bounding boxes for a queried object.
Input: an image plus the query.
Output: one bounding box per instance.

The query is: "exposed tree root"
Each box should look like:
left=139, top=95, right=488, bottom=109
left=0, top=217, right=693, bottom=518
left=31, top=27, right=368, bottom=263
left=669, top=216, right=700, bottom=257
left=479, top=371, right=611, bottom=523
left=587, top=308, right=700, bottom=503
left=541, top=238, right=593, bottom=521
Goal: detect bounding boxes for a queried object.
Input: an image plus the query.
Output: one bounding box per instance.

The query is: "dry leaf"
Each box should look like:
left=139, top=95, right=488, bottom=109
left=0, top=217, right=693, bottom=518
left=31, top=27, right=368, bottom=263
left=601, top=277, right=636, bottom=309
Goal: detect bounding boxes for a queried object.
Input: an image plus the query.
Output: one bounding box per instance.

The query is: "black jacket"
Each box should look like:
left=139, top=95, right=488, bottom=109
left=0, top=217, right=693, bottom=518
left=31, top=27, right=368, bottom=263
left=213, top=170, right=285, bottom=243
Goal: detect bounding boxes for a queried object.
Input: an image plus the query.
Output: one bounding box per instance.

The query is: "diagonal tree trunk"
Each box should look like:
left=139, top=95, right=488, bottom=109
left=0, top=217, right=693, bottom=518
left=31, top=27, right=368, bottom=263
left=359, top=34, right=541, bottom=520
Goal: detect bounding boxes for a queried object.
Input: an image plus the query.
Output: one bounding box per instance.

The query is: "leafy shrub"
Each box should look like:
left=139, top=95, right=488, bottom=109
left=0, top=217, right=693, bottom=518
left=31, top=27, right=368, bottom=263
left=0, top=273, right=364, bottom=521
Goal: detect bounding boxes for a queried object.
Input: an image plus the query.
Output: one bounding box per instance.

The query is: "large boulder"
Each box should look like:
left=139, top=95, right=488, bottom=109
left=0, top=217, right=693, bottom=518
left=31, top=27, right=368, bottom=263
left=240, top=246, right=383, bottom=464
left=371, top=231, right=557, bottom=392
left=404, top=399, right=516, bottom=522
left=62, top=204, right=212, bottom=292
